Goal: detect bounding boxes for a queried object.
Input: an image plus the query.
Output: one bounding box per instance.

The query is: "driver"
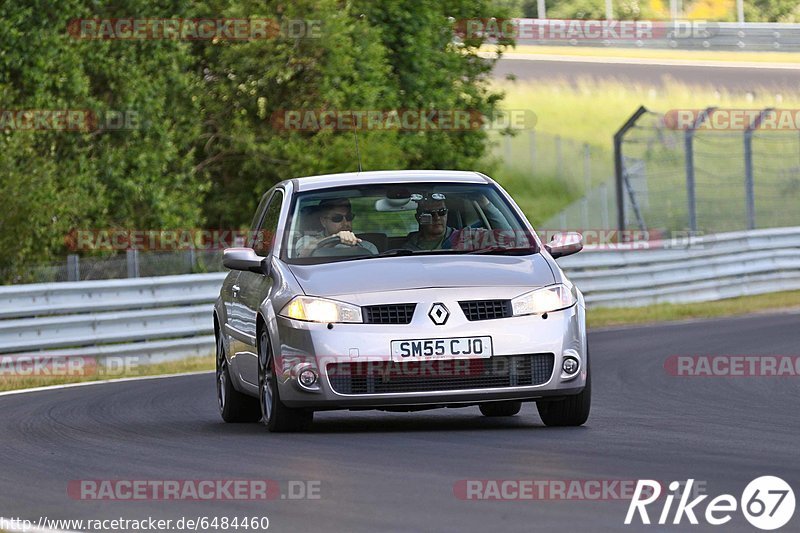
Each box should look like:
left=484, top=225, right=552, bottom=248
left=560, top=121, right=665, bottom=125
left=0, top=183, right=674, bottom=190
left=296, top=198, right=378, bottom=257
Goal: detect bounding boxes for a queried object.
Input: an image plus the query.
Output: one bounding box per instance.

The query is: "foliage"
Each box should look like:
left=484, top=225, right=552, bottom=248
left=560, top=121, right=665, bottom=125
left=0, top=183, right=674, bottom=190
left=0, top=0, right=512, bottom=279
left=0, top=1, right=203, bottom=279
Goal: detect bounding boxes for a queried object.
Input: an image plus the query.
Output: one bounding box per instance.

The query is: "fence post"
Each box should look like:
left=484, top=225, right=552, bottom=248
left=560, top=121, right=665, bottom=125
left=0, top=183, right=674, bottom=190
left=126, top=249, right=140, bottom=278
left=581, top=197, right=589, bottom=230
left=187, top=247, right=196, bottom=273
left=555, top=135, right=562, bottom=177
left=684, top=107, right=716, bottom=233
left=614, top=106, right=649, bottom=232
left=583, top=143, right=591, bottom=194
left=600, top=183, right=609, bottom=229
left=503, top=135, right=512, bottom=163
left=66, top=254, right=80, bottom=282
left=744, top=108, right=773, bottom=230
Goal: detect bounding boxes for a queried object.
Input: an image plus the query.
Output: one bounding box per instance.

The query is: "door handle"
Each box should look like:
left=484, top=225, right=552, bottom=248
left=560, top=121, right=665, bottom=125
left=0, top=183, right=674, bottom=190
left=232, top=284, right=241, bottom=296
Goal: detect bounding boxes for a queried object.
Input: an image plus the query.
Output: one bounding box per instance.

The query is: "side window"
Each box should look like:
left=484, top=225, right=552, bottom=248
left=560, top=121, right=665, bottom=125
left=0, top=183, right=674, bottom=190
left=253, top=190, right=284, bottom=256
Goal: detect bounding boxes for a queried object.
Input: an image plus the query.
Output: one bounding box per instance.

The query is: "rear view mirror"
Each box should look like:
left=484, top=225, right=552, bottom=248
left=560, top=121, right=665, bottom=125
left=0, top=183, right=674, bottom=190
left=223, top=247, right=270, bottom=274
left=545, top=232, right=583, bottom=259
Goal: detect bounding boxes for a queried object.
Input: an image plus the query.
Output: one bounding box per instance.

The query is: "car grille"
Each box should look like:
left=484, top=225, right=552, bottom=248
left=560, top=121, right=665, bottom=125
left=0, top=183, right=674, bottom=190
left=459, top=300, right=513, bottom=321
left=326, top=354, right=554, bottom=395
left=363, top=304, right=416, bottom=324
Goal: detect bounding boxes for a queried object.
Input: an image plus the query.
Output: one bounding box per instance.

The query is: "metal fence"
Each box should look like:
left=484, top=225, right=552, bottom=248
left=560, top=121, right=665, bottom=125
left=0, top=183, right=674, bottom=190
left=0, top=273, right=226, bottom=364
left=493, top=130, right=616, bottom=227
left=614, top=106, right=800, bottom=234
left=509, top=21, right=800, bottom=52
left=1, top=227, right=798, bottom=365
left=0, top=249, right=225, bottom=285
left=540, top=106, right=800, bottom=234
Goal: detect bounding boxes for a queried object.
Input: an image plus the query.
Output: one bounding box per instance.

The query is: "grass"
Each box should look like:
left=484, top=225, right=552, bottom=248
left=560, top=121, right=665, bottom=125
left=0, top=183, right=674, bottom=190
left=587, top=290, right=800, bottom=328
left=488, top=45, right=800, bottom=65
left=486, top=165, right=581, bottom=226
left=494, top=78, right=800, bottom=149
left=0, top=354, right=214, bottom=393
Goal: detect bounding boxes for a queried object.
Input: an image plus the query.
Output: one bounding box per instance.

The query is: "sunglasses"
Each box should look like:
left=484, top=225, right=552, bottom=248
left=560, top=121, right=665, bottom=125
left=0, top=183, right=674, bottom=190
left=324, top=213, right=355, bottom=223
left=420, top=208, right=448, bottom=217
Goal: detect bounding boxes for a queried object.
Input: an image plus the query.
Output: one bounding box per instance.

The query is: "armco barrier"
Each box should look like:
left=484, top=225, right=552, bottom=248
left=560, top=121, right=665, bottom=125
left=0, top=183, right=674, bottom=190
left=0, top=227, right=797, bottom=363
left=559, top=227, right=800, bottom=307
left=506, top=21, right=800, bottom=52
left=0, top=273, right=226, bottom=364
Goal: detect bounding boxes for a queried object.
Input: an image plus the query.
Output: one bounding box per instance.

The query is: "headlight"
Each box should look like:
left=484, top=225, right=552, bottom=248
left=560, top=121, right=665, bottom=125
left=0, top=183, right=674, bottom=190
left=511, top=284, right=576, bottom=316
left=279, top=296, right=363, bottom=323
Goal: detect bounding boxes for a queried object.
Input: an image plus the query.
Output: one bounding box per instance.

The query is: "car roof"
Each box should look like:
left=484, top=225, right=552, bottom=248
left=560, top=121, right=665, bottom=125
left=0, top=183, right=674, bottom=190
left=289, top=170, right=491, bottom=192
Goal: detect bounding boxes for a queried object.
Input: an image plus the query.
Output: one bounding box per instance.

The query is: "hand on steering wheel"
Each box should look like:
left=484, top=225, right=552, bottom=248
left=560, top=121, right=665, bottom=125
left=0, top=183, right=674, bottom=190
left=316, top=231, right=361, bottom=248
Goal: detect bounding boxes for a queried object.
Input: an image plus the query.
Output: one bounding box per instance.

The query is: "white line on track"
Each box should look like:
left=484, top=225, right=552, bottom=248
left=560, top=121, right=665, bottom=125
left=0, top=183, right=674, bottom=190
left=484, top=51, right=800, bottom=70
left=0, top=370, right=213, bottom=398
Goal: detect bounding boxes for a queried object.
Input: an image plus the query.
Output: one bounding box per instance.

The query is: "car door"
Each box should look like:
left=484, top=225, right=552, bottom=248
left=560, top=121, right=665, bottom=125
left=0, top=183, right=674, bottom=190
left=233, top=188, right=285, bottom=387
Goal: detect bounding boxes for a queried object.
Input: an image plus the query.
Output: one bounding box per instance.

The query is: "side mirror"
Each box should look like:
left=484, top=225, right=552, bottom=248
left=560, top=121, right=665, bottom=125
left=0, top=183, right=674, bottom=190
left=545, top=232, right=583, bottom=259
left=223, top=247, right=270, bottom=274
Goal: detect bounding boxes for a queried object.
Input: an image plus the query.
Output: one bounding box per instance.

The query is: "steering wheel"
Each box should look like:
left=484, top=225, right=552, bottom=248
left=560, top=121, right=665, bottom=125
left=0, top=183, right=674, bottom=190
left=315, top=235, right=346, bottom=249
left=310, top=235, right=375, bottom=258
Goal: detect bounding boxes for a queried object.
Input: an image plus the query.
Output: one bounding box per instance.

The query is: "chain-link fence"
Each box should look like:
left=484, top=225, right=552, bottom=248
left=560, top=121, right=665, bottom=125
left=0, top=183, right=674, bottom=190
left=0, top=249, right=225, bottom=285
left=616, top=107, right=800, bottom=234
left=539, top=107, right=800, bottom=234
left=490, top=130, right=616, bottom=228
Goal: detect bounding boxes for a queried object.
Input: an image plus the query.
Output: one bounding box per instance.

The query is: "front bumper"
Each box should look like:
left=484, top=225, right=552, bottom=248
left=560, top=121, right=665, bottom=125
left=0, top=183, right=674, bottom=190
left=272, top=288, right=587, bottom=409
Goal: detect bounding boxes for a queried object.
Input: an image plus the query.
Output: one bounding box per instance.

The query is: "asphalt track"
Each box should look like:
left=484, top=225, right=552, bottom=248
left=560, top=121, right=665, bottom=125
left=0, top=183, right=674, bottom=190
left=494, top=56, right=800, bottom=92
left=1, top=311, right=798, bottom=532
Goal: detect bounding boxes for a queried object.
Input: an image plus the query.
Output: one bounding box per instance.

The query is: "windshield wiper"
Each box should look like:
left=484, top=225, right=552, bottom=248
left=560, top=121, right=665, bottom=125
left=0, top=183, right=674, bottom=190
left=376, top=248, right=415, bottom=257
left=465, top=246, right=537, bottom=255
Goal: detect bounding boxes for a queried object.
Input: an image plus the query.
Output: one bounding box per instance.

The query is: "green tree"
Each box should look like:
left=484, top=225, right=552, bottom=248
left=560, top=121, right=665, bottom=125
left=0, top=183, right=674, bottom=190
left=745, top=0, right=799, bottom=22
left=0, top=0, right=203, bottom=280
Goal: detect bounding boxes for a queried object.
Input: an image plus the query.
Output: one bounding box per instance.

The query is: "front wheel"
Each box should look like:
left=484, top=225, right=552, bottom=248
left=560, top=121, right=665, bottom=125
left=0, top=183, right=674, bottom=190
left=216, top=334, right=260, bottom=423
left=258, top=331, right=313, bottom=432
left=536, top=364, right=591, bottom=427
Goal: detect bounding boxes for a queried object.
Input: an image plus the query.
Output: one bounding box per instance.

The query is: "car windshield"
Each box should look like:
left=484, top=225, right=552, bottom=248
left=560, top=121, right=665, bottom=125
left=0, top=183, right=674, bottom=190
left=282, top=182, right=538, bottom=264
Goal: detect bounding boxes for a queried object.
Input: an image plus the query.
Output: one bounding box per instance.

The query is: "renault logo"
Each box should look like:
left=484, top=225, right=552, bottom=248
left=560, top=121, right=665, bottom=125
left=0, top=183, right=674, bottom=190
left=428, top=303, right=449, bottom=325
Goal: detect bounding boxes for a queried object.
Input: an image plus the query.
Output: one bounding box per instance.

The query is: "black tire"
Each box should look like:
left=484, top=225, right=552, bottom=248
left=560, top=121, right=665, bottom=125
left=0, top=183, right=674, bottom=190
left=479, top=401, right=522, bottom=417
left=537, top=363, right=591, bottom=427
left=258, top=330, right=313, bottom=433
left=216, top=334, right=261, bottom=423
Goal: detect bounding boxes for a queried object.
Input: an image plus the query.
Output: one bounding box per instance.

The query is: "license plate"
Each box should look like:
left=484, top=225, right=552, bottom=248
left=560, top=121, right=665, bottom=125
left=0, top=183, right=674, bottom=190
left=391, top=336, right=493, bottom=362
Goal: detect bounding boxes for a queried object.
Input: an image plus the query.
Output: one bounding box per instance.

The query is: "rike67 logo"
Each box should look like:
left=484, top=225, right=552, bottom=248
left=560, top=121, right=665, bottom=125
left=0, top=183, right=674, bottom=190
left=625, top=477, right=795, bottom=530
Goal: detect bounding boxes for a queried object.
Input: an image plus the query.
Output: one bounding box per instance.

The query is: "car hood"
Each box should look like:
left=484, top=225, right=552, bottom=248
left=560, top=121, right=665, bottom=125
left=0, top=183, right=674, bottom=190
left=287, top=254, right=555, bottom=297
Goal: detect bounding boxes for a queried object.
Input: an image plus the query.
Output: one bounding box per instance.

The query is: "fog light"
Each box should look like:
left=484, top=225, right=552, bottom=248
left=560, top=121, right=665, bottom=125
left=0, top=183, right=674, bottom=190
left=562, top=357, right=579, bottom=375
left=299, top=369, right=318, bottom=388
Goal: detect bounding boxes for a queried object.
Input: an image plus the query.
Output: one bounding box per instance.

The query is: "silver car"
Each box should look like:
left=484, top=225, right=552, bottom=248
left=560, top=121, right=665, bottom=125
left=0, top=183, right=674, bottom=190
left=214, top=170, right=588, bottom=432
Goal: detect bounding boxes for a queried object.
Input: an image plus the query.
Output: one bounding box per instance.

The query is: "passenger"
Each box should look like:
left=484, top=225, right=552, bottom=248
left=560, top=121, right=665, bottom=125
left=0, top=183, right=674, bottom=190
left=403, top=194, right=512, bottom=251
left=296, top=198, right=378, bottom=257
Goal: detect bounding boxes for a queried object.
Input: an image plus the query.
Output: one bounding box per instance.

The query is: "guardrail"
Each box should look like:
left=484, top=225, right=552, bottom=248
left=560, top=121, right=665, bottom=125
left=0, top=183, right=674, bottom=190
left=0, top=227, right=798, bottom=363
left=508, top=21, right=800, bottom=52
left=0, top=273, right=226, bottom=363
left=559, top=227, right=800, bottom=307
